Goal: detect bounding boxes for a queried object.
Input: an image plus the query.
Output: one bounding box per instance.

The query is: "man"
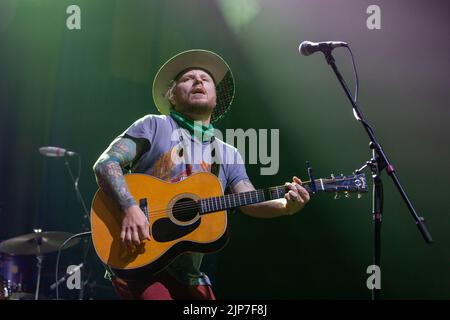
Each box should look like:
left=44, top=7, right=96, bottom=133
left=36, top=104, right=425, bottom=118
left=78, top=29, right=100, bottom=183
left=93, top=49, right=310, bottom=300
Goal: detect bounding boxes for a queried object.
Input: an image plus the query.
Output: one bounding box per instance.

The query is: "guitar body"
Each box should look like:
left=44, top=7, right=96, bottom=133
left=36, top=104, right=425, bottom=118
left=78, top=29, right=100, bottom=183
left=91, top=172, right=229, bottom=279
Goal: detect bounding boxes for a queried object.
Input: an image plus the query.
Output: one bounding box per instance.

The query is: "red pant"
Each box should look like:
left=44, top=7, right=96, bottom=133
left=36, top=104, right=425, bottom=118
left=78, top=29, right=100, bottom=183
left=112, top=271, right=216, bottom=300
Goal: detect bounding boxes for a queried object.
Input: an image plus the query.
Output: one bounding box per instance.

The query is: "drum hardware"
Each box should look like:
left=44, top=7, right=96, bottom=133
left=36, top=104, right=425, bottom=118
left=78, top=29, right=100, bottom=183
left=0, top=230, right=80, bottom=300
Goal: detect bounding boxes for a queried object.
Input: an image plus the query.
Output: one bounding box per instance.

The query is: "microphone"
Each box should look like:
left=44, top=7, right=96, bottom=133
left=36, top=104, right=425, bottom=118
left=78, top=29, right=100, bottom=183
left=39, top=146, right=77, bottom=157
left=299, top=40, right=348, bottom=56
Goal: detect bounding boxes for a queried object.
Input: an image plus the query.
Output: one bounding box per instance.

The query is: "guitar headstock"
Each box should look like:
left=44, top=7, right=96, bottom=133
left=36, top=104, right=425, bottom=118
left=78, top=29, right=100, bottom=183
left=313, top=173, right=368, bottom=199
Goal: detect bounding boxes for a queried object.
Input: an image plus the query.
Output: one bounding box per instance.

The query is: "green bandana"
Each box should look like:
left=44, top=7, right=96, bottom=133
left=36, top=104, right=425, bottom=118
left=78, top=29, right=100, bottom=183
left=170, top=110, right=214, bottom=142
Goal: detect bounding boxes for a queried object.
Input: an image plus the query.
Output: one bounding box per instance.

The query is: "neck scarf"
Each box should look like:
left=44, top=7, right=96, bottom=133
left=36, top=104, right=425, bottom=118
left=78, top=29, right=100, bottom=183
left=170, top=110, right=214, bottom=142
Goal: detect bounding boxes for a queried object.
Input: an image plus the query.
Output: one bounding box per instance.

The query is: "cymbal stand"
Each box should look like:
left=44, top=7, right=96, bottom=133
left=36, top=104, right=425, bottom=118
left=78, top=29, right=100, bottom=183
left=33, top=229, right=44, bottom=300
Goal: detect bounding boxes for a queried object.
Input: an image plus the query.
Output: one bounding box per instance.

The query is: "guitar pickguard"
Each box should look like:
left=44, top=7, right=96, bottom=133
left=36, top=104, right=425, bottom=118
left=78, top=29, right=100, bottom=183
left=152, top=218, right=201, bottom=242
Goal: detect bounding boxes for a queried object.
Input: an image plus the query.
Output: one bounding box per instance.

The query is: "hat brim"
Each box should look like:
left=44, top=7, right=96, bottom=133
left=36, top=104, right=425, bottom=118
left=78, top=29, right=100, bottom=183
left=152, top=49, right=234, bottom=123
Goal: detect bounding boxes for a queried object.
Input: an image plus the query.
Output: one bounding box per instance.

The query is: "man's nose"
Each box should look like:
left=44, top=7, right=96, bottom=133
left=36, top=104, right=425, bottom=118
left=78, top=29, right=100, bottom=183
left=193, top=76, right=203, bottom=85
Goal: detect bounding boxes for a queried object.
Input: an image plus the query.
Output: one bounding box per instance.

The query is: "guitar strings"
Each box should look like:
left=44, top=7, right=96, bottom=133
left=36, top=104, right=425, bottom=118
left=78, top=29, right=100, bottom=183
left=138, top=178, right=363, bottom=217
left=133, top=181, right=367, bottom=220
left=141, top=186, right=287, bottom=219
left=138, top=179, right=365, bottom=218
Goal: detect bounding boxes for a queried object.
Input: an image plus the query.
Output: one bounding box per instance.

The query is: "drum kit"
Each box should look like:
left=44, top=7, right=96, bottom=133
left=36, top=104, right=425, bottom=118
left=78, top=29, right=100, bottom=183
left=0, top=230, right=80, bottom=300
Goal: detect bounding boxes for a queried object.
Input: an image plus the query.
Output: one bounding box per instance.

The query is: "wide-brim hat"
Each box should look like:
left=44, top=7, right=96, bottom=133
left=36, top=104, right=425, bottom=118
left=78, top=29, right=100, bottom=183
left=152, top=49, right=235, bottom=123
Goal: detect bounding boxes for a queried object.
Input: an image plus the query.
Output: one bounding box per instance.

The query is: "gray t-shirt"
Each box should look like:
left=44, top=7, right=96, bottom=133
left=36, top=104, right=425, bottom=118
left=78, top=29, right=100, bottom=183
left=122, top=114, right=248, bottom=285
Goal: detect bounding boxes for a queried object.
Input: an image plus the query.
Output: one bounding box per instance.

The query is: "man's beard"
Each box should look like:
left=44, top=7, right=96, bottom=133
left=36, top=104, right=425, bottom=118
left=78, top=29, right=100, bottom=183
left=183, top=103, right=214, bottom=118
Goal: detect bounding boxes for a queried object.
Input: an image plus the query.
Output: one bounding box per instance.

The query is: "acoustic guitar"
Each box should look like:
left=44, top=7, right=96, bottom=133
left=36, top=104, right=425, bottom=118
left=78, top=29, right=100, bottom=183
left=91, top=172, right=367, bottom=279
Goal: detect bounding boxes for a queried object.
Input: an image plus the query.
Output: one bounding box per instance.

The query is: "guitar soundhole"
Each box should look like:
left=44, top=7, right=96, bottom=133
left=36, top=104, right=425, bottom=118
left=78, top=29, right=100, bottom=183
left=172, top=198, right=199, bottom=222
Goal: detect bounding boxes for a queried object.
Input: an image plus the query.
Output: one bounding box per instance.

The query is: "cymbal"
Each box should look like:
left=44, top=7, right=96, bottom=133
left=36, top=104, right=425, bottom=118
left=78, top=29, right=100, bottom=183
left=0, top=232, right=80, bottom=255
left=8, top=292, right=36, bottom=300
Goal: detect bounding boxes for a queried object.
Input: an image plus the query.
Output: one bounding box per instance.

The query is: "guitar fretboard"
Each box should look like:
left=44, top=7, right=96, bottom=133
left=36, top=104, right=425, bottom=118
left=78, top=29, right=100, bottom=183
left=197, top=173, right=367, bottom=215
left=199, top=183, right=318, bottom=214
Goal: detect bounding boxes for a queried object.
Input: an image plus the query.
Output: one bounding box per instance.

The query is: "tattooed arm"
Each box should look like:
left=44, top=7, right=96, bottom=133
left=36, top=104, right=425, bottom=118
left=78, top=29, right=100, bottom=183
left=93, top=135, right=151, bottom=247
left=93, top=136, right=139, bottom=209
left=232, top=178, right=310, bottom=218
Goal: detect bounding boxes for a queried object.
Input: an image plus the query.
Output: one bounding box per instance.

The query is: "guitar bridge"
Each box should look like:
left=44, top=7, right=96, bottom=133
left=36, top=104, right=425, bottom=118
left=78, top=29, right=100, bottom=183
left=139, top=198, right=151, bottom=238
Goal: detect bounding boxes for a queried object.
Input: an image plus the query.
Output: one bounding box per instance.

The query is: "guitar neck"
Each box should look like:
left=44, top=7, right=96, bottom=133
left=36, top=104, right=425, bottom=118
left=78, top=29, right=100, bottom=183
left=199, top=180, right=319, bottom=215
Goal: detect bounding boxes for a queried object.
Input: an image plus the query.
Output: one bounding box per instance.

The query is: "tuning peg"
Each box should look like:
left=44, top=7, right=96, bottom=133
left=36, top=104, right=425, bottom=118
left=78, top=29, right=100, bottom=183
left=331, top=173, right=335, bottom=180
left=357, top=193, right=362, bottom=199
left=344, top=191, right=351, bottom=198
left=334, top=192, right=341, bottom=200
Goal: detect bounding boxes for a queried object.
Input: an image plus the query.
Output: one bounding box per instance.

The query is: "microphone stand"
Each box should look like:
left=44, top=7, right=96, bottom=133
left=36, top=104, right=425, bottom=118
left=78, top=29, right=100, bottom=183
left=320, top=48, right=433, bottom=300
left=63, top=153, right=91, bottom=300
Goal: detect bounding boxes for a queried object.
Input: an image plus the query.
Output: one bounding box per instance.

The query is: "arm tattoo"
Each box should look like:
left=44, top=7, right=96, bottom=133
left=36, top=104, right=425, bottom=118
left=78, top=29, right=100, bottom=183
left=93, top=136, right=148, bottom=210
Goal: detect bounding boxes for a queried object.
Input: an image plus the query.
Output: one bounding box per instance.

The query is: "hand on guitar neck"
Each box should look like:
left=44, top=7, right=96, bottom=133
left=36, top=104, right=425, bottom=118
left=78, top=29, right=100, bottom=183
left=284, top=176, right=311, bottom=215
left=235, top=175, right=310, bottom=218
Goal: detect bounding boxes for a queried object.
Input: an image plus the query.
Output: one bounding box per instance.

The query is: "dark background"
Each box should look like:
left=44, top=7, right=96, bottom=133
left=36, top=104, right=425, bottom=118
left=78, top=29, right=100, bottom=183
left=0, top=0, right=449, bottom=299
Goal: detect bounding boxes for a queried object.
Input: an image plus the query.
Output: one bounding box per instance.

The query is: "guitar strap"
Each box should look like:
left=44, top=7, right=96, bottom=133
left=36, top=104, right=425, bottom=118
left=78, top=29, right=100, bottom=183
left=209, top=137, right=221, bottom=178
left=175, top=126, right=220, bottom=179
left=210, top=161, right=220, bottom=178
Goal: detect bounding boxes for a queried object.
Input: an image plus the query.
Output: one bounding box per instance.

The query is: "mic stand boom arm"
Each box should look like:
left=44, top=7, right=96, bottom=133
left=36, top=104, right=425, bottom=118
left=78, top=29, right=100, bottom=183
left=321, top=48, right=432, bottom=300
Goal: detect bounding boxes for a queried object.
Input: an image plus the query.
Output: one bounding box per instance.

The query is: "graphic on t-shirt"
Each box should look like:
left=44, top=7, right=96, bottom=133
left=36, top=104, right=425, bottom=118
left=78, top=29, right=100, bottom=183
left=149, top=145, right=212, bottom=183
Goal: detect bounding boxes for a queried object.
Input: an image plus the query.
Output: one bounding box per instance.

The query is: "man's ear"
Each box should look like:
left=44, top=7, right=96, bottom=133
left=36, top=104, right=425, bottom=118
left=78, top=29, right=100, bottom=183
left=168, top=93, right=176, bottom=106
